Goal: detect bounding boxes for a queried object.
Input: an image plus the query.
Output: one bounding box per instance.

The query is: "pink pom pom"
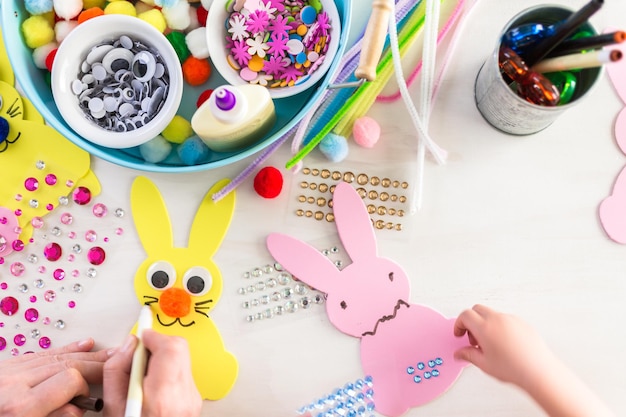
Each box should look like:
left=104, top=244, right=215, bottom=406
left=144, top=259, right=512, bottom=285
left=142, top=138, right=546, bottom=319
left=352, top=116, right=380, bottom=148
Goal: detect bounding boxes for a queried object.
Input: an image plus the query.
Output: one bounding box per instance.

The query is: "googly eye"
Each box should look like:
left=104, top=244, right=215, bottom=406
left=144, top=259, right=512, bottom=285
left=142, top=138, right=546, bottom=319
left=146, top=261, right=176, bottom=290
left=102, top=47, right=134, bottom=74
left=182, top=267, right=212, bottom=296
left=132, top=51, right=156, bottom=82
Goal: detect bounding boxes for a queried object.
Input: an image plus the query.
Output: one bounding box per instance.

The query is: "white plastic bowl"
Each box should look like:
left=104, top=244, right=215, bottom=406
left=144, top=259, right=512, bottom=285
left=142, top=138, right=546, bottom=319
left=207, top=0, right=341, bottom=99
left=51, top=14, right=183, bottom=149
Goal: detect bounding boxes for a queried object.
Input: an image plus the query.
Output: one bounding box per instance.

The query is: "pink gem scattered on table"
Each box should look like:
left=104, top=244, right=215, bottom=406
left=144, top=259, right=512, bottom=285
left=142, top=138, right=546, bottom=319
left=224, top=0, right=333, bottom=89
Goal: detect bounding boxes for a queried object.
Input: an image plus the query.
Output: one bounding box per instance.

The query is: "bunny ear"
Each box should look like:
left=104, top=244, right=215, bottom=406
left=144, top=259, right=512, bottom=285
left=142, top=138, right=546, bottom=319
left=605, top=28, right=626, bottom=103
left=131, top=176, right=174, bottom=254
left=188, top=178, right=236, bottom=256
left=333, top=182, right=378, bottom=262
left=267, top=233, right=339, bottom=293
left=0, top=27, right=15, bottom=86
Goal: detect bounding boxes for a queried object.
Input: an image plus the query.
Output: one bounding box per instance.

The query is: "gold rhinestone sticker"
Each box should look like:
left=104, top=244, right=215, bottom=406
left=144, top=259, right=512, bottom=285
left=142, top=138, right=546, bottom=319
left=332, top=171, right=342, bottom=180
left=370, top=176, right=380, bottom=186
left=319, top=183, right=329, bottom=193
left=343, top=171, right=355, bottom=183
left=321, top=169, right=331, bottom=179
left=357, top=173, right=369, bottom=185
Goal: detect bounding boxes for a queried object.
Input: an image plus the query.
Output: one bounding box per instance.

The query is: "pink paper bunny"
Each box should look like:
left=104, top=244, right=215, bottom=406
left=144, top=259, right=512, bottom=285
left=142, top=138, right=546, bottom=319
left=599, top=27, right=626, bottom=243
left=267, top=182, right=469, bottom=417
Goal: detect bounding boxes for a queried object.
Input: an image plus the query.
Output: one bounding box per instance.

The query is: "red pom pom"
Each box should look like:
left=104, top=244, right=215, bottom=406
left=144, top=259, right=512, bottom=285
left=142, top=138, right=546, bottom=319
left=254, top=166, right=283, bottom=199
left=196, top=6, right=208, bottom=26
left=45, top=48, right=58, bottom=72
left=196, top=89, right=213, bottom=108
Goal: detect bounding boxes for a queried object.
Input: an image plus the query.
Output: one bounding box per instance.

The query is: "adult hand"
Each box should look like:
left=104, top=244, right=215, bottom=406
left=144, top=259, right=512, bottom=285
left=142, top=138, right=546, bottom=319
left=0, top=338, right=110, bottom=417
left=103, top=330, right=202, bottom=417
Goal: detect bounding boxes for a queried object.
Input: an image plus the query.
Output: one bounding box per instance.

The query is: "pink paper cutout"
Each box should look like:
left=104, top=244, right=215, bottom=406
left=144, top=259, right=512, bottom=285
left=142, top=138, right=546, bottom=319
left=599, top=27, right=626, bottom=243
left=267, top=182, right=469, bottom=417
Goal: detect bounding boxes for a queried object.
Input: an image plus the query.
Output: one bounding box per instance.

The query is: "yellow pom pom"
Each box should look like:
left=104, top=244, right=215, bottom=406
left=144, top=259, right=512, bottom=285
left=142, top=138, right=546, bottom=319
left=104, top=1, right=137, bottom=16
left=161, top=115, right=194, bottom=144
left=82, top=0, right=106, bottom=8
left=21, top=15, right=55, bottom=49
left=137, top=9, right=167, bottom=33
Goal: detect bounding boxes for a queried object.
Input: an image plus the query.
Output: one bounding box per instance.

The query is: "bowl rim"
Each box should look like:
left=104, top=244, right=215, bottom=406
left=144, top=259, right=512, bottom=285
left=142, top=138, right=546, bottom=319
left=50, top=14, right=184, bottom=149
left=207, top=0, right=342, bottom=99
left=1, top=0, right=352, bottom=172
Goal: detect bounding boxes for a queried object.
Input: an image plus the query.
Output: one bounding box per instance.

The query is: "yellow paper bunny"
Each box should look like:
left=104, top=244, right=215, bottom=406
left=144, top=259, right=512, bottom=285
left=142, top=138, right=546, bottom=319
left=130, top=176, right=238, bottom=400
left=0, top=26, right=100, bottom=257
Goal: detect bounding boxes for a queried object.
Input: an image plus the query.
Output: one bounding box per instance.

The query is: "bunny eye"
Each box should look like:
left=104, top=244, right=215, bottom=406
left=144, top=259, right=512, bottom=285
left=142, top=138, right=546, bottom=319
left=340, top=301, right=347, bottom=310
left=147, top=261, right=176, bottom=290
left=389, top=272, right=394, bottom=282
left=182, top=267, right=212, bottom=296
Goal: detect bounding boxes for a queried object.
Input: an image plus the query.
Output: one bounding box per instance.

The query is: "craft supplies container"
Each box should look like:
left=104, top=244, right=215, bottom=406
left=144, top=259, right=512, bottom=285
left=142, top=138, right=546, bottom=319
left=1, top=0, right=352, bottom=172
left=474, top=5, right=602, bottom=135
left=51, top=15, right=183, bottom=149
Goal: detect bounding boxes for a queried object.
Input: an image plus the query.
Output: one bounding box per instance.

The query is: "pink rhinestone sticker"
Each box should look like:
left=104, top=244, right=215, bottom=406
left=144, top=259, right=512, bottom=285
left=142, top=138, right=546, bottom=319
left=31, top=217, right=44, bottom=229
left=0, top=337, right=5, bottom=351
left=24, top=177, right=39, bottom=191
left=87, top=247, right=106, bottom=266
left=45, top=174, right=57, bottom=186
left=39, top=336, right=51, bottom=349
left=72, top=187, right=92, bottom=205
left=24, top=308, right=39, bottom=322
left=13, top=334, right=26, bottom=347
left=0, top=296, right=19, bottom=316
left=92, top=203, right=108, bottom=218
left=43, top=243, right=62, bottom=262
left=53, top=269, right=65, bottom=281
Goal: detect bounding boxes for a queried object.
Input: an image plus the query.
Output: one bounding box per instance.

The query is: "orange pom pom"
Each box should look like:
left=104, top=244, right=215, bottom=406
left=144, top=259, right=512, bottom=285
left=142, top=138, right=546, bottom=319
left=182, top=56, right=211, bottom=86
left=78, top=7, right=105, bottom=24
left=159, top=288, right=191, bottom=318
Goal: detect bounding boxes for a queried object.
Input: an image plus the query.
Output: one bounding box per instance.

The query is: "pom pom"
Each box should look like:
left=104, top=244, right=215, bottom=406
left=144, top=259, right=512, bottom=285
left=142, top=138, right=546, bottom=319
left=54, top=20, right=77, bottom=43
left=32, top=42, right=58, bottom=69
left=44, top=47, right=58, bottom=72
left=78, top=7, right=105, bottom=24
left=186, top=6, right=201, bottom=31
left=155, top=0, right=179, bottom=7
left=25, top=0, right=53, bottom=15
left=352, top=116, right=380, bottom=148
left=138, top=9, right=167, bottom=32
left=104, top=1, right=138, bottom=16
left=177, top=136, right=210, bottom=165
left=53, top=0, right=82, bottom=20
left=165, top=31, right=190, bottom=63
left=139, top=135, right=172, bottom=163
left=196, top=89, right=213, bottom=107
left=21, top=15, right=55, bottom=49
left=185, top=27, right=209, bottom=59
left=254, top=166, right=283, bottom=199
left=162, top=0, right=191, bottom=30
left=196, top=5, right=208, bottom=26
left=182, top=56, right=211, bottom=86
left=83, top=0, right=106, bottom=8
left=161, top=115, right=194, bottom=144
left=319, top=133, right=349, bottom=162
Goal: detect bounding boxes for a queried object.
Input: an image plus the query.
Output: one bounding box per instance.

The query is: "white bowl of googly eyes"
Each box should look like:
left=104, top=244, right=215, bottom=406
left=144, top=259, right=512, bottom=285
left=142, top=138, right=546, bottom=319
left=207, top=0, right=341, bottom=99
left=51, top=14, right=183, bottom=149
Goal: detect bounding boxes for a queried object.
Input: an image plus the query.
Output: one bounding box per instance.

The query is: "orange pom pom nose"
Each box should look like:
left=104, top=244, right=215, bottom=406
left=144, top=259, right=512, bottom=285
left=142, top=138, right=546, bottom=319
left=159, top=287, right=191, bottom=318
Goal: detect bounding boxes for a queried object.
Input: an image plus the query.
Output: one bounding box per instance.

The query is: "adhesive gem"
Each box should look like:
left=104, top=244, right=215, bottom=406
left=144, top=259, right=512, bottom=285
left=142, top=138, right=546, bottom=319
left=17, top=284, right=28, bottom=293
left=58, top=196, right=69, bottom=205
left=31, top=329, right=40, bottom=338
left=92, top=203, right=108, bottom=218
left=86, top=268, right=97, bottom=278
left=68, top=301, right=76, bottom=308
left=45, top=174, right=57, bottom=186
left=66, top=180, right=74, bottom=188
left=87, top=247, right=106, bottom=265
left=31, top=217, right=44, bottom=229
left=115, top=227, right=124, bottom=236
left=36, top=160, right=45, bottom=169
left=51, top=227, right=62, bottom=237
left=12, top=240, right=24, bottom=252
left=14, top=334, right=26, bottom=346
left=10, top=262, right=25, bottom=277
left=46, top=204, right=54, bottom=211
left=29, top=296, right=37, bottom=303
left=24, top=177, right=39, bottom=191
left=60, top=212, right=73, bottom=225
left=0, top=283, right=6, bottom=290
left=85, top=230, right=97, bottom=243
left=39, top=336, right=51, bottom=349
left=27, top=254, right=38, bottom=263
left=72, top=187, right=92, bottom=205
left=71, top=269, right=80, bottom=277
left=38, top=266, right=46, bottom=274
left=0, top=296, right=19, bottom=315
left=34, top=279, right=44, bottom=289
left=114, top=208, right=125, bottom=218
left=24, top=308, right=39, bottom=322
left=54, top=320, right=65, bottom=329
left=73, top=283, right=83, bottom=293
left=67, top=254, right=75, bottom=262
left=43, top=243, right=63, bottom=261
left=10, top=348, right=18, bottom=356
left=43, top=317, right=50, bottom=325
left=53, top=269, right=65, bottom=281
left=413, top=375, right=422, bottom=383
left=68, top=231, right=76, bottom=239
left=44, top=290, right=56, bottom=302
left=29, top=199, right=39, bottom=208
left=0, top=337, right=5, bottom=351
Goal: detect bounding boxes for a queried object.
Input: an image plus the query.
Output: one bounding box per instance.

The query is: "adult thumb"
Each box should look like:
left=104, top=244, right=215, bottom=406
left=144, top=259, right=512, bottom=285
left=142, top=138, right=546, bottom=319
left=103, top=334, right=137, bottom=417
left=454, top=346, right=483, bottom=367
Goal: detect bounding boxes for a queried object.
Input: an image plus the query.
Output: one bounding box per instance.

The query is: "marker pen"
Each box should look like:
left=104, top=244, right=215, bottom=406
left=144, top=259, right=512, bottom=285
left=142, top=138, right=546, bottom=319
left=124, top=306, right=153, bottom=417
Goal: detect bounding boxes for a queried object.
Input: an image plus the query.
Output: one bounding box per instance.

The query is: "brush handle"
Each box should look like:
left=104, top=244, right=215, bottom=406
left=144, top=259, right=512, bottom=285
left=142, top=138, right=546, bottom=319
left=355, top=0, right=394, bottom=81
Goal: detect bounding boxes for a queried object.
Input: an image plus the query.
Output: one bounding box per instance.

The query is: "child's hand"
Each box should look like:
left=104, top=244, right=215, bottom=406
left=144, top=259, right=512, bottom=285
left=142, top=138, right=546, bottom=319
left=453, top=304, right=554, bottom=390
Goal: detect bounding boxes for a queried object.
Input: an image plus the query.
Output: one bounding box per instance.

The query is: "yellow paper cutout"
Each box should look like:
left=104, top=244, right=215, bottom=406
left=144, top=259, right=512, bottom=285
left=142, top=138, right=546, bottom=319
left=130, top=176, right=238, bottom=400
left=0, top=30, right=99, bottom=256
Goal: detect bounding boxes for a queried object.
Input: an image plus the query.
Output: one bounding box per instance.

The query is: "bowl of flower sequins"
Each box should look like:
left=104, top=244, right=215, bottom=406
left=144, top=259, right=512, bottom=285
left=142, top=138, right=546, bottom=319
left=51, top=14, right=183, bottom=149
left=207, top=0, right=341, bottom=99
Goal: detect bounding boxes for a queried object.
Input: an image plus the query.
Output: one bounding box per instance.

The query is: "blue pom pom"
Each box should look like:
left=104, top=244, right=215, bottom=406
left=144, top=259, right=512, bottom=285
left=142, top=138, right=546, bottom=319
left=177, top=136, right=210, bottom=165
left=319, top=133, right=349, bottom=162
left=139, top=135, right=172, bottom=163
left=25, top=0, right=54, bottom=15
left=155, top=0, right=179, bottom=8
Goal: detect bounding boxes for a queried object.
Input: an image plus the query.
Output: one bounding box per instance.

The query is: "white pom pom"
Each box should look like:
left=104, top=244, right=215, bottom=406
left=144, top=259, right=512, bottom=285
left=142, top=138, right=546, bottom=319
left=186, top=4, right=200, bottom=31
left=53, top=0, right=82, bottom=20
left=32, top=42, right=58, bottom=69
left=162, top=0, right=191, bottom=30
left=185, top=27, right=209, bottom=59
left=54, top=20, right=77, bottom=43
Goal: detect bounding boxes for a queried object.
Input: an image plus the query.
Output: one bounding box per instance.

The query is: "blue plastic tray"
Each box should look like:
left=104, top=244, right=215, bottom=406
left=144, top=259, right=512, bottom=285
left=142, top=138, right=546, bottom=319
left=1, top=0, right=352, bottom=173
